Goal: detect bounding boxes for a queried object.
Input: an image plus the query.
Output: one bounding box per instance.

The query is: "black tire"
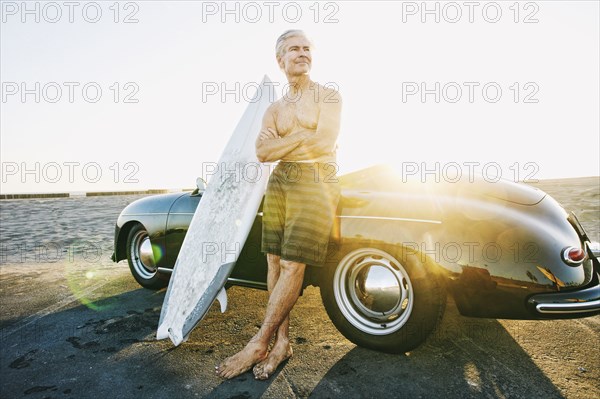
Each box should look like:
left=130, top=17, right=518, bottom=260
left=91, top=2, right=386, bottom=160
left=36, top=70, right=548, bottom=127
left=321, top=246, right=445, bottom=353
left=126, top=224, right=168, bottom=290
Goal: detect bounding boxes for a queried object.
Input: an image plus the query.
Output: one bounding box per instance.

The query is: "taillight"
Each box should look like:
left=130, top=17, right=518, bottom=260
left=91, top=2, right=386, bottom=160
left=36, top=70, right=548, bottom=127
left=562, top=246, right=586, bottom=265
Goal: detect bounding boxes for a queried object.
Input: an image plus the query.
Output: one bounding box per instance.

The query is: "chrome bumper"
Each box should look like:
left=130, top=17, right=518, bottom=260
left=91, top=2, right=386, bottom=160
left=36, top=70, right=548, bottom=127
left=527, top=271, right=600, bottom=316
left=589, top=241, right=600, bottom=258
left=535, top=299, right=600, bottom=314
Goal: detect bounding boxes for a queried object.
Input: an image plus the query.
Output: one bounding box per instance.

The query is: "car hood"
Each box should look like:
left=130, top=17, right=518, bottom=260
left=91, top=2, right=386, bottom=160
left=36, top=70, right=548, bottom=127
left=340, top=165, right=546, bottom=206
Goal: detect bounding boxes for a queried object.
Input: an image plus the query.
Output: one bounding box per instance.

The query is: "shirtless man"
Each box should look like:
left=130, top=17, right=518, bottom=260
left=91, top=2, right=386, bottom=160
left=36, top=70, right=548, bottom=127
left=215, top=30, right=342, bottom=380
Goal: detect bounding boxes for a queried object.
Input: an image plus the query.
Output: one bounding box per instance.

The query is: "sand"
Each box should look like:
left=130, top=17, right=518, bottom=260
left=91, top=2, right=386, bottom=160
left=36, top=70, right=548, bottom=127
left=529, top=176, right=599, bottom=242
left=0, top=194, right=150, bottom=265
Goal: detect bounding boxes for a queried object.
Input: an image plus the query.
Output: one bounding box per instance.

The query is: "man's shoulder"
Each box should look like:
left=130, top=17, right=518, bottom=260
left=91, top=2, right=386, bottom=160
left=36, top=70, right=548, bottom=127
left=312, top=82, right=342, bottom=104
left=266, top=100, right=282, bottom=114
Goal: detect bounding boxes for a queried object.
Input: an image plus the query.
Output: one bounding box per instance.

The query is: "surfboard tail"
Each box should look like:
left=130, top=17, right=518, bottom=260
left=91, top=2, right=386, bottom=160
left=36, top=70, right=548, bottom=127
left=179, top=262, right=235, bottom=341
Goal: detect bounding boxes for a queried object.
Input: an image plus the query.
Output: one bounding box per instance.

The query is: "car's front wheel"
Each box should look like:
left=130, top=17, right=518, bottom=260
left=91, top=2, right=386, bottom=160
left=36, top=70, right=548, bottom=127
left=321, top=247, right=445, bottom=353
left=126, top=224, right=168, bottom=290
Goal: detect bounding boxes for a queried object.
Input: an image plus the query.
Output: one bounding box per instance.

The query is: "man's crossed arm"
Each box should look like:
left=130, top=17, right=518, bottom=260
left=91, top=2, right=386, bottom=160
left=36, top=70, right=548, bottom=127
left=255, top=90, right=342, bottom=163
left=255, top=106, right=308, bottom=163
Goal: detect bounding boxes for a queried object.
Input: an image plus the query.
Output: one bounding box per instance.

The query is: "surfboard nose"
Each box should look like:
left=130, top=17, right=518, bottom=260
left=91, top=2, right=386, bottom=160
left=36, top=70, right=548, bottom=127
left=156, top=323, right=170, bottom=341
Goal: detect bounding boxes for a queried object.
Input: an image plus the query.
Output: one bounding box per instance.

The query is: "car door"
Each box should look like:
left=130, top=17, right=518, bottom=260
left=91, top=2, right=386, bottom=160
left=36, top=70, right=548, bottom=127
left=165, top=192, right=268, bottom=286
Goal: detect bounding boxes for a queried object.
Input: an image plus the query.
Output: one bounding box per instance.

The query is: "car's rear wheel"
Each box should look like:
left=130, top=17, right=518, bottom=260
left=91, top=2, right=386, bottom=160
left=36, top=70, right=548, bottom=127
left=126, top=224, right=168, bottom=289
left=321, top=247, right=445, bottom=353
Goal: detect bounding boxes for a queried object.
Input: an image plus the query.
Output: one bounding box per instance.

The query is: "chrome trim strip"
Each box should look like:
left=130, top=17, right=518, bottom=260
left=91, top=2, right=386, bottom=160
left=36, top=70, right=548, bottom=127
left=128, top=212, right=262, bottom=216
left=226, top=277, right=268, bottom=288
left=157, top=270, right=266, bottom=287
left=536, top=300, right=600, bottom=314
left=123, top=213, right=170, bottom=216
left=337, top=215, right=442, bottom=224
left=226, top=277, right=265, bottom=285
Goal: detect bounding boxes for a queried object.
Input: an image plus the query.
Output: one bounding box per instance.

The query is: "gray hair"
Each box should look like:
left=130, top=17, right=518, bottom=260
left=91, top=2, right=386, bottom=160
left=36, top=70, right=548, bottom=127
left=275, top=30, right=313, bottom=59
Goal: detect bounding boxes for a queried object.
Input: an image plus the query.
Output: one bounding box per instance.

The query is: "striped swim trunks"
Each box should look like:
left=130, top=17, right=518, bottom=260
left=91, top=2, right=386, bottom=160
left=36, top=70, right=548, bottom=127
left=261, top=162, right=340, bottom=266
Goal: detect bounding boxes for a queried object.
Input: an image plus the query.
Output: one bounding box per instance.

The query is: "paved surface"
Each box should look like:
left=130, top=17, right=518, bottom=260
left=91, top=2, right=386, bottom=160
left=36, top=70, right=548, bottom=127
left=1, top=181, right=599, bottom=399
left=1, top=262, right=598, bottom=399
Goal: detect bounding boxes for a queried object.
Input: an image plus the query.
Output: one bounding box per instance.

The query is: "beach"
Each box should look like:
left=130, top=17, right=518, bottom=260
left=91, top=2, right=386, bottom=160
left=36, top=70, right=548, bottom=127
left=0, top=177, right=598, bottom=398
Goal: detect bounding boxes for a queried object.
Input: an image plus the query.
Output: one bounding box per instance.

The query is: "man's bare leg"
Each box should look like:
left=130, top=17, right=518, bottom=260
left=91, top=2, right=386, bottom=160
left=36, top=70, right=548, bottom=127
left=253, top=317, right=293, bottom=380
left=253, top=255, right=294, bottom=379
left=216, top=258, right=305, bottom=379
left=214, top=255, right=281, bottom=379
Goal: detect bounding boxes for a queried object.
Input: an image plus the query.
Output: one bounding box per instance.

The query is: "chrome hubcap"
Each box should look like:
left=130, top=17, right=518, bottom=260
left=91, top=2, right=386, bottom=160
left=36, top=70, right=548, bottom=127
left=333, top=248, right=413, bottom=335
left=131, top=229, right=157, bottom=279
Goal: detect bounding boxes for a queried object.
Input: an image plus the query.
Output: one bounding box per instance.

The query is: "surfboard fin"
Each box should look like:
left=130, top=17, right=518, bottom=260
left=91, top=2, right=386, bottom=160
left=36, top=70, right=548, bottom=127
left=168, top=327, right=183, bottom=346
left=216, top=287, right=228, bottom=313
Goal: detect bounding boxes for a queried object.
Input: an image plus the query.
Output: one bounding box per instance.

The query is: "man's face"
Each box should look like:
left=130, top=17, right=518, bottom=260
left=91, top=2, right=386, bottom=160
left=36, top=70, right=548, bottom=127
left=278, top=35, right=312, bottom=76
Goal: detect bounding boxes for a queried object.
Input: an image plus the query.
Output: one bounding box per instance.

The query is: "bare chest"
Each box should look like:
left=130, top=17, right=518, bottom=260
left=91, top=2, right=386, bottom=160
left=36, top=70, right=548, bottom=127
left=275, top=97, right=320, bottom=136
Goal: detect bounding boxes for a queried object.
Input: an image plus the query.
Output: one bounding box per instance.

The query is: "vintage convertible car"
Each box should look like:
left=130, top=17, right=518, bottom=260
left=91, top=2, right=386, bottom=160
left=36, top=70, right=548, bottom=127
left=112, top=165, right=600, bottom=353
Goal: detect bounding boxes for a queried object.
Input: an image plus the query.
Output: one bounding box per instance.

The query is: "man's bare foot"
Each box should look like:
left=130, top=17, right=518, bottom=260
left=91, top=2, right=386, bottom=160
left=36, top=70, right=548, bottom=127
left=252, top=339, right=293, bottom=380
left=216, top=341, right=267, bottom=379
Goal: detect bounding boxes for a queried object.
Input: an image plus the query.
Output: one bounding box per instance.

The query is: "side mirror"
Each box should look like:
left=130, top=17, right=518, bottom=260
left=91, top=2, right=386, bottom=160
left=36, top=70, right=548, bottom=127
left=196, top=177, right=206, bottom=191
left=191, top=177, right=206, bottom=196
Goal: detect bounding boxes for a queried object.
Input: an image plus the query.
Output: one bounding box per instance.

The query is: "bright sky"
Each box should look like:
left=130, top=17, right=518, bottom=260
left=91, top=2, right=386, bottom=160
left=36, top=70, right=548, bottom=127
left=1, top=1, right=599, bottom=193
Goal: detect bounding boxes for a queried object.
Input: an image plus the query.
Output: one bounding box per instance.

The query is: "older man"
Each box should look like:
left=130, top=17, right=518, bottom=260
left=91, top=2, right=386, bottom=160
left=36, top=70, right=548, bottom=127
left=216, top=30, right=342, bottom=380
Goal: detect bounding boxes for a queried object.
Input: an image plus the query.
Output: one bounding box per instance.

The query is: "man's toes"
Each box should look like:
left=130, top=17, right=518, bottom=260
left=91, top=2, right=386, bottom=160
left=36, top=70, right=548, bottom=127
left=256, top=372, right=268, bottom=380
left=222, top=367, right=234, bottom=379
left=255, top=368, right=270, bottom=380
left=252, top=363, right=263, bottom=378
left=215, top=362, right=231, bottom=378
left=255, top=363, right=274, bottom=380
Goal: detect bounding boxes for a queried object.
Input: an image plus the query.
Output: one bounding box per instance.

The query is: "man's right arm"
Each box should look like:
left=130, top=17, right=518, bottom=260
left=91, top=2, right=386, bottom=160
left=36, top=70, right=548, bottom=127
left=255, top=106, right=308, bottom=163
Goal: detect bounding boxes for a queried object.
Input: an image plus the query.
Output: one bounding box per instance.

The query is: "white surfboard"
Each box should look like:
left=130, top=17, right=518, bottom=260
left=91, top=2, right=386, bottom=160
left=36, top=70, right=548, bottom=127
left=157, top=75, right=276, bottom=346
